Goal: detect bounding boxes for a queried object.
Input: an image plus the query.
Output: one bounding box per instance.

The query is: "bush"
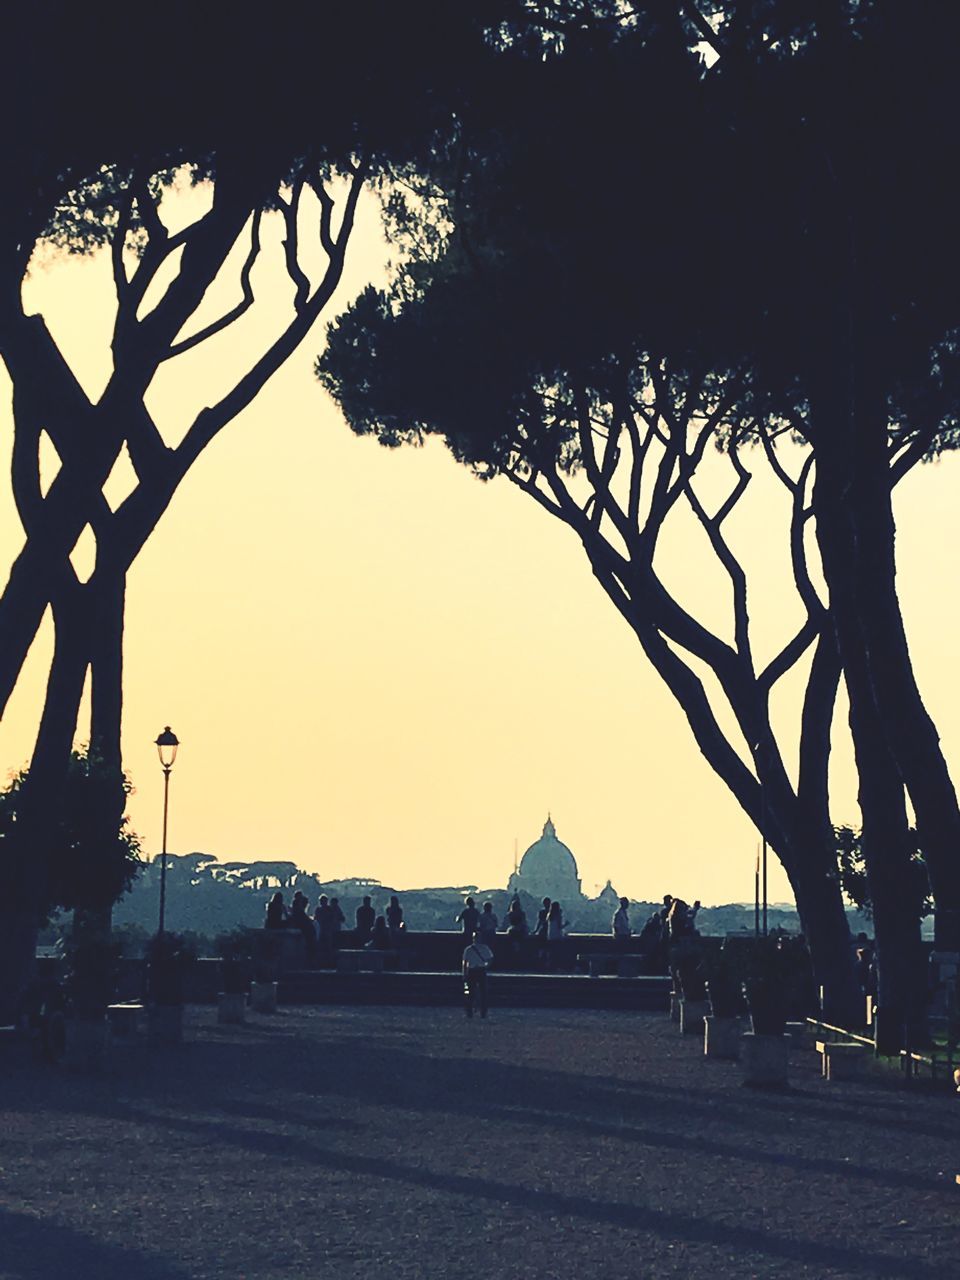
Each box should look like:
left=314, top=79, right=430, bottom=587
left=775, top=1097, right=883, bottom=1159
left=703, top=947, right=746, bottom=1019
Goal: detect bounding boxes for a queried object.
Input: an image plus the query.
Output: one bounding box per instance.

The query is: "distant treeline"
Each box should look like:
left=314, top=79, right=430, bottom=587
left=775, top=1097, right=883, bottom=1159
left=82, top=852, right=883, bottom=955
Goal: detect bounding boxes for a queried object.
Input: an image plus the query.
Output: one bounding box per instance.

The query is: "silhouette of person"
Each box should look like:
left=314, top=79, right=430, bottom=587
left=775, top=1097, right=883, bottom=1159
left=505, top=895, right=528, bottom=966
left=477, top=901, right=498, bottom=945
left=534, top=896, right=552, bottom=966
left=386, top=894, right=405, bottom=943
left=457, top=897, right=480, bottom=936
left=314, top=895, right=336, bottom=966
left=355, top=895, right=375, bottom=945
left=288, top=891, right=316, bottom=962
left=546, top=901, right=566, bottom=971
left=612, top=896, right=631, bottom=949
left=667, top=897, right=693, bottom=941
left=367, top=915, right=391, bottom=949
left=329, top=897, right=346, bottom=951
left=506, top=896, right=528, bottom=935
left=462, top=930, right=493, bottom=1018
left=265, top=892, right=286, bottom=930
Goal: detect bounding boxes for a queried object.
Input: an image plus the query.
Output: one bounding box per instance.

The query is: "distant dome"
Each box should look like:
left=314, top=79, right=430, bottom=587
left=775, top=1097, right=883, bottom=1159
left=509, top=816, right=582, bottom=901
left=597, top=879, right=620, bottom=906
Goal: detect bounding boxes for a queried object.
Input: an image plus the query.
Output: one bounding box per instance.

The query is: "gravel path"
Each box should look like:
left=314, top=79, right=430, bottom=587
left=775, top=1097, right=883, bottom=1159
left=1, top=1005, right=959, bottom=1280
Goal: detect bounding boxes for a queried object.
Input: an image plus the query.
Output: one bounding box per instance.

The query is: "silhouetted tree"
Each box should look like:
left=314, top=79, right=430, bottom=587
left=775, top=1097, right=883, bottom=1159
left=318, top=2, right=960, bottom=1044
left=0, top=1, right=502, bottom=1020
left=0, top=750, right=140, bottom=922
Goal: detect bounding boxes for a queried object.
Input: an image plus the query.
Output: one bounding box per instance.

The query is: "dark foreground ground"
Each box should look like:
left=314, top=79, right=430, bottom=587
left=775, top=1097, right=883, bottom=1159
left=1, top=1005, right=959, bottom=1280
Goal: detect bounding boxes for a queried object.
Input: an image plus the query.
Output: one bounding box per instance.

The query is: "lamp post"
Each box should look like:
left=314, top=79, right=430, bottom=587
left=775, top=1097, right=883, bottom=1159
left=754, top=740, right=768, bottom=937
left=155, top=726, right=179, bottom=938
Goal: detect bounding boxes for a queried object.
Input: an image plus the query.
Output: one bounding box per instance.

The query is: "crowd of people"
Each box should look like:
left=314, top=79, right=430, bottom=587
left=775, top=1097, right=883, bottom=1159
left=264, top=889, right=407, bottom=965
left=263, top=887, right=704, bottom=969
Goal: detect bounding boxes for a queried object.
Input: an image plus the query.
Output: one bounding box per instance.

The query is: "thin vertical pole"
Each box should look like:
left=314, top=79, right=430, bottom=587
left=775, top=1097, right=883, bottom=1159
left=762, top=835, right=768, bottom=937
left=754, top=850, right=760, bottom=938
left=158, top=766, right=171, bottom=937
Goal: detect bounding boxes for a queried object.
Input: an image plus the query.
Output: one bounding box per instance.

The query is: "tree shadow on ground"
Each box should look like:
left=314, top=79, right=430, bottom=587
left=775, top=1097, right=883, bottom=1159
left=82, top=1103, right=947, bottom=1280
left=13, top=1028, right=953, bottom=1201
left=0, top=1206, right=190, bottom=1280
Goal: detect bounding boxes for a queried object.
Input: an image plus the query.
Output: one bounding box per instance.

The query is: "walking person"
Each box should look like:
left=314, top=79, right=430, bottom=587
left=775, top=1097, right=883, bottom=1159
left=462, top=930, right=493, bottom=1019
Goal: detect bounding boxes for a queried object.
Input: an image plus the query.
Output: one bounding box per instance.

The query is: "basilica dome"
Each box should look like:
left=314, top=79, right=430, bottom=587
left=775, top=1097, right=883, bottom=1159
left=508, top=816, right=582, bottom=901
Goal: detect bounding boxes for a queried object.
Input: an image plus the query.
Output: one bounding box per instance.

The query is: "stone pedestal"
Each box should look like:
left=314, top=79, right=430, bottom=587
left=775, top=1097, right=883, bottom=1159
left=679, top=998, right=708, bottom=1035
left=218, top=991, right=247, bottom=1025
left=704, top=1015, right=740, bottom=1059
left=65, top=1016, right=109, bottom=1072
left=148, top=1004, right=184, bottom=1045
left=250, top=981, right=278, bottom=1014
left=817, top=1039, right=868, bottom=1081
left=740, top=1031, right=789, bottom=1088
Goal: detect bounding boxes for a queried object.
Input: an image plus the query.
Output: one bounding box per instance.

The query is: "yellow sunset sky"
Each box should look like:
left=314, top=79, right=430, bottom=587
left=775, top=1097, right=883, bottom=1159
left=1, top=182, right=959, bottom=907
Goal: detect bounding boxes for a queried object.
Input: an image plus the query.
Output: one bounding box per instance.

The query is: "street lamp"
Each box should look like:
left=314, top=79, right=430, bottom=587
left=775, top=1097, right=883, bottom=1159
left=155, top=726, right=179, bottom=938
left=753, top=740, right=768, bottom=938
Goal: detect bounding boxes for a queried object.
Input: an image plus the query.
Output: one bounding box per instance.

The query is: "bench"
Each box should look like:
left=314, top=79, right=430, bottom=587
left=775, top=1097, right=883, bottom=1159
left=107, top=1002, right=143, bottom=1037
left=816, top=1039, right=869, bottom=1081
left=336, top=950, right=399, bottom=974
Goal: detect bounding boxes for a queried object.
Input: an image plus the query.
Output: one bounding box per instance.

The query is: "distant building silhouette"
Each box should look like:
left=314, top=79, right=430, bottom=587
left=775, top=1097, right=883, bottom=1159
left=508, top=816, right=582, bottom=902
left=507, top=817, right=622, bottom=927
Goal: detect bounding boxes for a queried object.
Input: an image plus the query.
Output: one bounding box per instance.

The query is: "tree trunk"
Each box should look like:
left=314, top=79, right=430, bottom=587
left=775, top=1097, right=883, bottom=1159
left=788, top=839, right=860, bottom=1026
left=810, top=304, right=960, bottom=947
left=71, top=571, right=128, bottom=1012
left=625, top=615, right=861, bottom=1025
left=0, top=591, right=88, bottom=1024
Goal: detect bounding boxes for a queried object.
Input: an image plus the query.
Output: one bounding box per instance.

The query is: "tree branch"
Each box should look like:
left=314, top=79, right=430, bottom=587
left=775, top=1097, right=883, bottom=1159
left=280, top=177, right=311, bottom=315
left=163, top=208, right=263, bottom=360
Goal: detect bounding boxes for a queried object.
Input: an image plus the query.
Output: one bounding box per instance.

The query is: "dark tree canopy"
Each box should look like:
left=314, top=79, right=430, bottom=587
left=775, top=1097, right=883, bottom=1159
left=318, top=0, right=960, bottom=1039
left=0, top=751, right=140, bottom=923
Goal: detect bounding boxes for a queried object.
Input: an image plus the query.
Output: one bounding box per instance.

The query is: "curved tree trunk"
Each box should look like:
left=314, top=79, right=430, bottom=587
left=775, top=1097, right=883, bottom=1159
left=813, top=387, right=929, bottom=1050
left=810, top=298, right=960, bottom=948
left=626, top=614, right=861, bottom=1025
left=0, top=590, right=88, bottom=1024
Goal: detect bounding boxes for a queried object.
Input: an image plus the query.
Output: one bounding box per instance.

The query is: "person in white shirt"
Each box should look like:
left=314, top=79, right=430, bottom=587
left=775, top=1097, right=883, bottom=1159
left=462, top=931, right=493, bottom=1018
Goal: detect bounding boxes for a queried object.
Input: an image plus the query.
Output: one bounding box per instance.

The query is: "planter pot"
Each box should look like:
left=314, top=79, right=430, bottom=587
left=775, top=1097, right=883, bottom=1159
left=669, top=991, right=681, bottom=1023
left=250, top=980, right=278, bottom=1014
left=218, top=991, right=247, bottom=1025
left=704, top=1015, right=741, bottom=1059
left=679, top=998, right=708, bottom=1035
left=740, top=1031, right=789, bottom=1088
left=148, top=1004, right=184, bottom=1045
left=64, top=1016, right=109, bottom=1072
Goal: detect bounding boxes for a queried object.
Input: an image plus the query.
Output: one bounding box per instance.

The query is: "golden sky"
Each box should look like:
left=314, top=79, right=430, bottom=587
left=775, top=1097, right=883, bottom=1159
left=2, top=185, right=959, bottom=907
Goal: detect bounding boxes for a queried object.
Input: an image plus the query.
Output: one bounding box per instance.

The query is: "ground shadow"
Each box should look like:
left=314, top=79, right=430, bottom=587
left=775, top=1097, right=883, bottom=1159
left=0, top=1206, right=191, bottom=1280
